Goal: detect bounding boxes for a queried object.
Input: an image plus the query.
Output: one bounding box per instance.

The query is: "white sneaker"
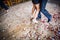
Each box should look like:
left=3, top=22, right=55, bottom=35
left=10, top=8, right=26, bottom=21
left=31, top=15, right=34, bottom=18
left=6, top=10, right=9, bottom=13
left=32, top=19, right=38, bottom=23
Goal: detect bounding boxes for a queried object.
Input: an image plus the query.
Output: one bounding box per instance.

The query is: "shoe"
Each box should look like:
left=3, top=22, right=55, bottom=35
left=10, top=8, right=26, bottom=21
left=47, top=16, right=52, bottom=22
left=32, top=19, right=38, bottom=23
left=6, top=10, right=8, bottom=12
left=36, top=17, right=41, bottom=21
left=48, top=18, right=51, bottom=22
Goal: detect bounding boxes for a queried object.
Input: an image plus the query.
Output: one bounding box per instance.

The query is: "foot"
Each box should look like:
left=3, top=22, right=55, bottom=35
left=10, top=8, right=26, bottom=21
left=32, top=19, right=38, bottom=23
left=31, top=15, right=34, bottom=18
left=30, top=17, right=34, bottom=21
left=30, top=15, right=34, bottom=21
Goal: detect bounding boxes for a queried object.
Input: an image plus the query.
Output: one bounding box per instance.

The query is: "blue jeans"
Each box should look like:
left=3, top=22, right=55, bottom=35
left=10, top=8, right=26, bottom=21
left=0, top=1, right=8, bottom=10
left=37, top=0, right=52, bottom=22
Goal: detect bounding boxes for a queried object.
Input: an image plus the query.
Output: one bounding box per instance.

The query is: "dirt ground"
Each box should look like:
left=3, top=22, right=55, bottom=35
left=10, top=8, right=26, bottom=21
left=0, top=1, right=60, bottom=40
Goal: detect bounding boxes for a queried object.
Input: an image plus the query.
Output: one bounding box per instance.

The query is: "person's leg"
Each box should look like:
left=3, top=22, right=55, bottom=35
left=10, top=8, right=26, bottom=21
left=37, top=0, right=42, bottom=20
left=31, top=0, right=40, bottom=23
left=34, top=4, right=40, bottom=20
left=40, top=0, right=52, bottom=22
left=37, top=10, right=41, bottom=20
left=32, top=4, right=40, bottom=23
left=41, top=9, right=52, bottom=22
left=31, top=4, right=36, bottom=18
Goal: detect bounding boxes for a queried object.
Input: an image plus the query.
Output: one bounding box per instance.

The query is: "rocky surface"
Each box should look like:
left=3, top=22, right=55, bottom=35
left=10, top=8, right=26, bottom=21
left=0, top=1, right=60, bottom=40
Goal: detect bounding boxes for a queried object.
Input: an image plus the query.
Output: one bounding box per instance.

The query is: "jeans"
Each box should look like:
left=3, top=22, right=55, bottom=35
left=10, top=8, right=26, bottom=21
left=0, top=1, right=8, bottom=10
left=37, top=0, right=52, bottom=22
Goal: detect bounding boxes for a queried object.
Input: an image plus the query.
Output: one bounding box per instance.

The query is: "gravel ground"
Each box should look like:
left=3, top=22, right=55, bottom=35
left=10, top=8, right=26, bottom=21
left=0, top=1, right=60, bottom=40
